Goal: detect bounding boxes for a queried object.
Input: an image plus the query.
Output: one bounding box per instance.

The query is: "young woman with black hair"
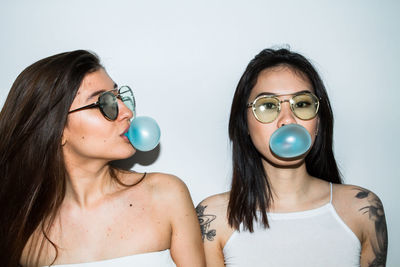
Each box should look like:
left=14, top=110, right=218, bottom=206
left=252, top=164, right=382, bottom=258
left=0, top=50, right=205, bottom=267
left=197, top=48, right=387, bottom=267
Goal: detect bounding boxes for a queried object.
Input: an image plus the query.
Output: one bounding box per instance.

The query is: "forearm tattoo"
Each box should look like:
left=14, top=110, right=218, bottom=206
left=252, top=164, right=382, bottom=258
left=354, top=188, right=388, bottom=267
left=196, top=204, right=217, bottom=241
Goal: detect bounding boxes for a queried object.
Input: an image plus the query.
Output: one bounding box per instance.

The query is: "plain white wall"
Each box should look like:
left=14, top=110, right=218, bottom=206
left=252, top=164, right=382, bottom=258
left=1, top=0, right=399, bottom=265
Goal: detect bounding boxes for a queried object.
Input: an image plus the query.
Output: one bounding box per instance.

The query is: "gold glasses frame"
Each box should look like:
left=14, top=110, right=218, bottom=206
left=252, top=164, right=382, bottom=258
left=247, top=92, right=320, bottom=123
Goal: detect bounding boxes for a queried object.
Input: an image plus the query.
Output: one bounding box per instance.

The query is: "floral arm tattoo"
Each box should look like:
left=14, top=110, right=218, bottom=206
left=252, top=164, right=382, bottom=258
left=196, top=204, right=217, bottom=242
left=354, top=188, right=388, bottom=267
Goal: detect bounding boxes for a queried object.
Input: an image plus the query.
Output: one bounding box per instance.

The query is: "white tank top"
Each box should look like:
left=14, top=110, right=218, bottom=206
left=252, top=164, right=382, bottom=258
left=44, top=249, right=176, bottom=267
left=223, top=183, right=361, bottom=267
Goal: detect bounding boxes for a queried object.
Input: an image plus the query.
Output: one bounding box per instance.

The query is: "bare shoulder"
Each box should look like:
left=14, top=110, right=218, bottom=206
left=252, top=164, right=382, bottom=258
left=145, top=172, right=187, bottom=188
left=144, top=172, right=192, bottom=202
left=198, top=192, right=230, bottom=215
left=334, top=184, right=388, bottom=266
left=340, top=184, right=385, bottom=228
left=196, top=192, right=233, bottom=245
left=333, top=184, right=385, bottom=217
left=197, top=192, right=230, bottom=232
left=333, top=184, right=387, bottom=237
left=120, top=171, right=192, bottom=207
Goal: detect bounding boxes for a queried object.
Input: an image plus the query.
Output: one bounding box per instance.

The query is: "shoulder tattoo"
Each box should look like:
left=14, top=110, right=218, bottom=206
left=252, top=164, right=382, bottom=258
left=196, top=204, right=217, bottom=242
left=354, top=188, right=388, bottom=267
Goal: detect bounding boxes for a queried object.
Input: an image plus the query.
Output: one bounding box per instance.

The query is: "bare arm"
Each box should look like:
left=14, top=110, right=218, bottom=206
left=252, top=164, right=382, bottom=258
left=165, top=177, right=206, bottom=267
left=354, top=188, right=388, bottom=267
left=196, top=194, right=231, bottom=267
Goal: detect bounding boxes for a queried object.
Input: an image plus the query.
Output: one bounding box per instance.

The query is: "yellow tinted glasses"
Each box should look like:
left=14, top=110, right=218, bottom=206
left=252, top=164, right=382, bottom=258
left=247, top=92, right=319, bottom=123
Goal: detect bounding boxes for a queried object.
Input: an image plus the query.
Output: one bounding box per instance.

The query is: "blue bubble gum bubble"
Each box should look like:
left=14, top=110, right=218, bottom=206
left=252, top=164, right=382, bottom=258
left=269, top=124, right=311, bottom=158
left=125, top=116, right=161, bottom=152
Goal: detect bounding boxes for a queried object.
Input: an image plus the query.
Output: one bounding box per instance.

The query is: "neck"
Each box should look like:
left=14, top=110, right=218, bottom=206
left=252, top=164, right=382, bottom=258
left=64, top=158, right=117, bottom=209
left=262, top=159, right=315, bottom=209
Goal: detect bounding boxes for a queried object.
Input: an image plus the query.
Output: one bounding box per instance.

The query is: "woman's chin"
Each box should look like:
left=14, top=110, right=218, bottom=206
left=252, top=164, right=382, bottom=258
left=262, top=153, right=307, bottom=169
left=110, top=147, right=137, bottom=161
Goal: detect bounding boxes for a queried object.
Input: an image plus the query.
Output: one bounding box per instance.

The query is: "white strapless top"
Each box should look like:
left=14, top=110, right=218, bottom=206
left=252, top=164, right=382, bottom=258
left=47, top=249, right=176, bottom=267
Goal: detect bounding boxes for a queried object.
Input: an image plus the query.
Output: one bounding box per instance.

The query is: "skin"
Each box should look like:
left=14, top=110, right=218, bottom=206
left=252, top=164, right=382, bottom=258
left=197, top=66, right=387, bottom=267
left=21, top=69, right=205, bottom=266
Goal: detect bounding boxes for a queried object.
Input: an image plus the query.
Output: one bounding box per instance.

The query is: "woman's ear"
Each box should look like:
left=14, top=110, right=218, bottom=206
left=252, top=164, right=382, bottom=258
left=61, top=131, right=67, bottom=146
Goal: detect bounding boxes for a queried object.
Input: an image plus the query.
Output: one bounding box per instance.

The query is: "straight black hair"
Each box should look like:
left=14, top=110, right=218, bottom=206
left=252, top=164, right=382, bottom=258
left=228, top=48, right=342, bottom=232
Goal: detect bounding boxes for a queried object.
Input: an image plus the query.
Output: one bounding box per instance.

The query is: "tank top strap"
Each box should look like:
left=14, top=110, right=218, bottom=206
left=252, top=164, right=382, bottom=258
left=329, top=182, right=333, bottom=204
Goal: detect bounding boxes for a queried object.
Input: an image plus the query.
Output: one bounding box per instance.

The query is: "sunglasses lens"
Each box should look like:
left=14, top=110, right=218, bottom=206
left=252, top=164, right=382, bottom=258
left=254, top=97, right=280, bottom=123
left=119, top=86, right=135, bottom=115
left=99, top=92, right=118, bottom=120
left=292, top=93, right=319, bottom=120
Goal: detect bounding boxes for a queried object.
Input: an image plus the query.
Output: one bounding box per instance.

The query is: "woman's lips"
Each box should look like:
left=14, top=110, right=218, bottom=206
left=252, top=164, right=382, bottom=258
left=121, top=125, right=130, bottom=136
left=120, top=125, right=130, bottom=142
left=121, top=134, right=129, bottom=142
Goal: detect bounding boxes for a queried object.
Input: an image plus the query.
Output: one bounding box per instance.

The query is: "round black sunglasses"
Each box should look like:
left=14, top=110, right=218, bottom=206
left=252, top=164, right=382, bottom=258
left=68, top=85, right=136, bottom=121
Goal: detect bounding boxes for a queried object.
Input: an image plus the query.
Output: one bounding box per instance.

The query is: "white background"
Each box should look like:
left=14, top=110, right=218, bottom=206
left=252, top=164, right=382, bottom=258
left=1, top=0, right=399, bottom=265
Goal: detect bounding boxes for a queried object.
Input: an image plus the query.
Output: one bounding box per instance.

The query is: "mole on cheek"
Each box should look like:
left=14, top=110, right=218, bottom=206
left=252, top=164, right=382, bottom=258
left=81, top=136, right=85, bottom=139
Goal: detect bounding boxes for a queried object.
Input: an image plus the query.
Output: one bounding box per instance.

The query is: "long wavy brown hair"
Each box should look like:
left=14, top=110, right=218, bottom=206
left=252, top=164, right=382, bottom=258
left=0, top=50, right=105, bottom=266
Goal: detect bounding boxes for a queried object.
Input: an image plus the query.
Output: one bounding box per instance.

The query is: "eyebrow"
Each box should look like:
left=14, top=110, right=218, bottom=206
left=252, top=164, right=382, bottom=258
left=86, top=83, right=118, bottom=101
left=253, top=90, right=312, bottom=99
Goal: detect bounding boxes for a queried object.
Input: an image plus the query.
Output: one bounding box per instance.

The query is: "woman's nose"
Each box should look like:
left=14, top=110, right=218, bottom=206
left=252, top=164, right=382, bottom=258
left=117, top=99, right=134, bottom=120
left=276, top=101, right=296, bottom=127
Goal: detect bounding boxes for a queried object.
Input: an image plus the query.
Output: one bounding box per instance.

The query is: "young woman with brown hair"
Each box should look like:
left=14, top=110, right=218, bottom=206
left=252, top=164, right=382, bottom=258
left=0, top=50, right=205, bottom=267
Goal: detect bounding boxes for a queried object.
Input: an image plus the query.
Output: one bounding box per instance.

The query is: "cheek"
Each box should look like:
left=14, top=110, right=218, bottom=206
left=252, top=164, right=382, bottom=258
left=66, top=114, right=113, bottom=143
left=247, top=112, right=274, bottom=151
left=302, top=119, right=318, bottom=143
